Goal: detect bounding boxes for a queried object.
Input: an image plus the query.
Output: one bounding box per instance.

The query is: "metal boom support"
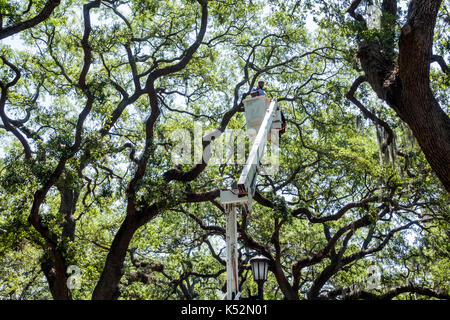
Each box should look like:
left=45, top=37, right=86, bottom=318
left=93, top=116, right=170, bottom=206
left=220, top=98, right=279, bottom=300
left=237, top=99, right=278, bottom=196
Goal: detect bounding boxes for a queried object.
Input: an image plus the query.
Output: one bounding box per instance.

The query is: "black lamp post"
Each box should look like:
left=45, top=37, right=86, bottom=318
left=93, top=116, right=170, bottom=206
left=249, top=255, right=270, bottom=300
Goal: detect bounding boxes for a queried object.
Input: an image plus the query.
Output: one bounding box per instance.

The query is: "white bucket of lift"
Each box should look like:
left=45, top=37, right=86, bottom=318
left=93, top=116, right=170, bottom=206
left=243, top=96, right=282, bottom=141
left=243, top=96, right=269, bottom=137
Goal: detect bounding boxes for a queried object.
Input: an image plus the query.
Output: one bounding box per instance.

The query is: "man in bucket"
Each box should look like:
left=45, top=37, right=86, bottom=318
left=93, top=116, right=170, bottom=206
left=250, top=79, right=286, bottom=136
left=250, top=79, right=267, bottom=97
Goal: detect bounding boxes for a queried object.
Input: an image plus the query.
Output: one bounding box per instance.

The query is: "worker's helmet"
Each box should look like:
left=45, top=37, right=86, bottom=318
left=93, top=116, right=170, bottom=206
left=258, top=79, right=265, bottom=84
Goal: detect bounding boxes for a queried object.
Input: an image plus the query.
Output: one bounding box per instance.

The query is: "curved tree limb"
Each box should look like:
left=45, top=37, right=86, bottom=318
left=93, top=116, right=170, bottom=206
left=0, top=0, right=61, bottom=40
left=346, top=75, right=394, bottom=149
left=322, top=284, right=450, bottom=300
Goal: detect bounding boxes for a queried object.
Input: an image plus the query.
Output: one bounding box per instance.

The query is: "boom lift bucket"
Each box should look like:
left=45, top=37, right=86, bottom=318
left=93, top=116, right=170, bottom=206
left=242, top=96, right=282, bottom=141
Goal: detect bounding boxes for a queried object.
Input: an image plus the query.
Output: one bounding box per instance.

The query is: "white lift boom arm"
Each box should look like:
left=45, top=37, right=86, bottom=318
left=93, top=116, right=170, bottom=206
left=220, top=98, right=280, bottom=300
left=220, top=98, right=279, bottom=212
left=237, top=98, right=278, bottom=197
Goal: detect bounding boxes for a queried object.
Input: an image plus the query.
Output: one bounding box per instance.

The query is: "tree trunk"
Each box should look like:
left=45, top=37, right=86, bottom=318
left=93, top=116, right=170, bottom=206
left=395, top=0, right=450, bottom=191
left=394, top=84, right=450, bottom=191
left=357, top=0, right=450, bottom=192
left=41, top=249, right=71, bottom=300
left=59, top=185, right=79, bottom=241
left=273, top=262, right=299, bottom=300
left=91, top=215, right=139, bottom=300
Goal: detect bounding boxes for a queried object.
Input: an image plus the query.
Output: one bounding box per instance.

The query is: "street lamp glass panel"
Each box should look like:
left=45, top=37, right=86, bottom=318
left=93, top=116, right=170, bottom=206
left=258, top=262, right=266, bottom=281
left=249, top=255, right=270, bottom=282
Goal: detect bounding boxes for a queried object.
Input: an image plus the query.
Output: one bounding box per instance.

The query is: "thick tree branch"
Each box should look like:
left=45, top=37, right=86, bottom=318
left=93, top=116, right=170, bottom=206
left=347, top=0, right=366, bottom=24
left=323, top=285, right=450, bottom=300
left=346, top=75, right=394, bottom=148
left=431, top=54, right=449, bottom=74
left=0, top=56, right=32, bottom=158
left=0, top=0, right=61, bottom=40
